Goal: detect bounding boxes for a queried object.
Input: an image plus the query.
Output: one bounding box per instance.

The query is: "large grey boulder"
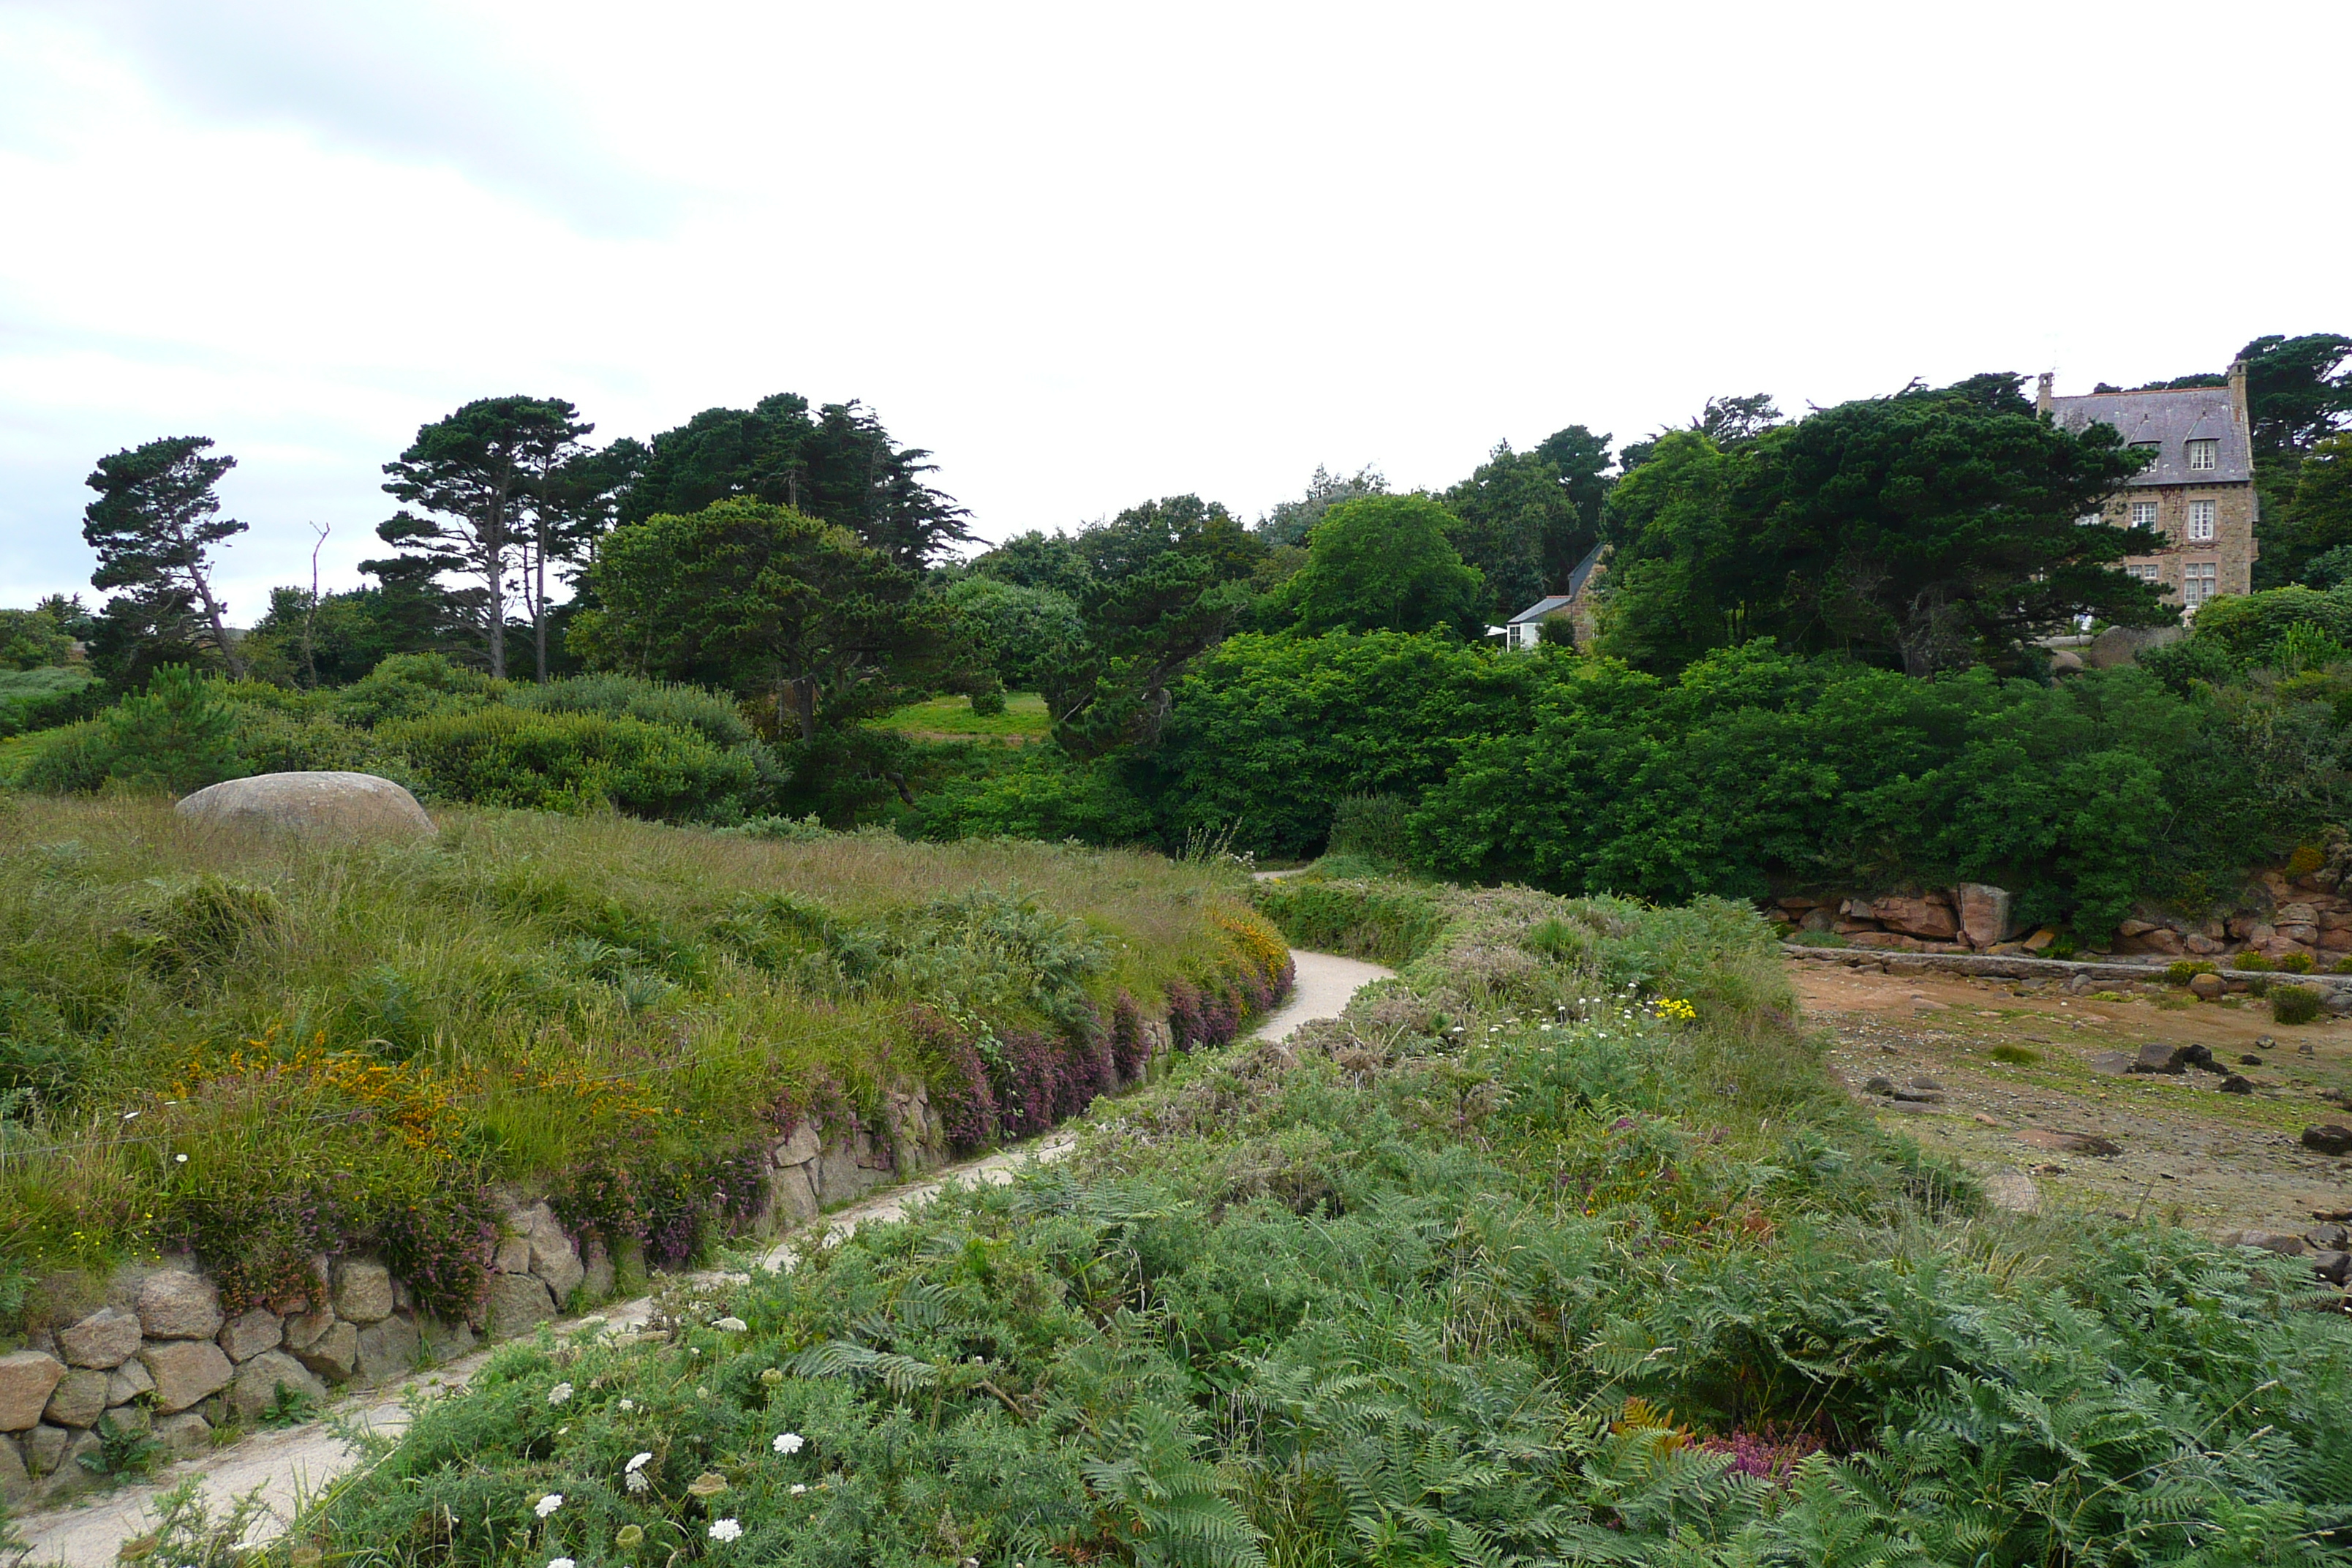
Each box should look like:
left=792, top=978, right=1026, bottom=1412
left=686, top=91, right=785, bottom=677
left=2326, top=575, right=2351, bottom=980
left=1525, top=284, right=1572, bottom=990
left=43, top=1368, right=108, bottom=1430
left=481, top=1273, right=555, bottom=1339
left=176, top=772, right=435, bottom=839
left=355, top=1316, right=421, bottom=1382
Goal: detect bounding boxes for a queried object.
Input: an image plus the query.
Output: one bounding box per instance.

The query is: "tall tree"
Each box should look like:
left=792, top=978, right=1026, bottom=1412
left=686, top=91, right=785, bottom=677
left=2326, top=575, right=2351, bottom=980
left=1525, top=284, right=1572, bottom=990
left=1599, top=374, right=2169, bottom=676
left=570, top=500, right=951, bottom=742
left=516, top=434, right=643, bottom=683
left=1275, top=494, right=1487, bottom=639
left=1042, top=496, right=1268, bottom=758
left=378, top=396, right=592, bottom=680
left=1443, top=434, right=1611, bottom=617
left=1616, top=393, right=1782, bottom=477
left=82, top=436, right=249, bottom=679
left=619, top=394, right=972, bottom=568
left=1254, top=464, right=1387, bottom=547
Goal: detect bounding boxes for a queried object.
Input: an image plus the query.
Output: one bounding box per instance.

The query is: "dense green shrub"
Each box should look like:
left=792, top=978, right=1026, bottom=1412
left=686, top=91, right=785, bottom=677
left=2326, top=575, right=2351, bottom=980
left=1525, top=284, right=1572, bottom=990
left=18, top=665, right=245, bottom=795
left=329, top=652, right=504, bottom=728
left=2272, top=982, right=2325, bottom=1024
left=1325, top=791, right=1413, bottom=866
left=382, top=706, right=757, bottom=821
left=1153, top=630, right=1546, bottom=856
left=916, top=746, right=1159, bottom=845
left=510, top=671, right=753, bottom=749
left=0, top=666, right=103, bottom=737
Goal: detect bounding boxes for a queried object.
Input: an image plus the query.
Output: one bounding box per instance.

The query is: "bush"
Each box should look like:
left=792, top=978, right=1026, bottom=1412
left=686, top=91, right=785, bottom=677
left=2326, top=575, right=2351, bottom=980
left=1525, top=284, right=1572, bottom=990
left=20, top=665, right=244, bottom=796
left=2272, top=983, right=2325, bottom=1025
left=2165, top=960, right=2219, bottom=984
left=0, top=666, right=103, bottom=738
left=2236, top=951, right=2277, bottom=972
left=2279, top=950, right=2316, bottom=973
left=968, top=686, right=1007, bottom=717
left=510, top=673, right=753, bottom=749
left=330, top=653, right=502, bottom=729
left=382, top=706, right=756, bottom=821
left=1327, top=791, right=1413, bottom=865
left=1989, top=1043, right=2042, bottom=1064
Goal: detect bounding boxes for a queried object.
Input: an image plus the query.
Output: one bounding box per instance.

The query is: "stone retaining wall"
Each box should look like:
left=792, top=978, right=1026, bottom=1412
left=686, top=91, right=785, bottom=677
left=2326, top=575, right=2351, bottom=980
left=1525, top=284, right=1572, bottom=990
left=0, top=1033, right=1174, bottom=1506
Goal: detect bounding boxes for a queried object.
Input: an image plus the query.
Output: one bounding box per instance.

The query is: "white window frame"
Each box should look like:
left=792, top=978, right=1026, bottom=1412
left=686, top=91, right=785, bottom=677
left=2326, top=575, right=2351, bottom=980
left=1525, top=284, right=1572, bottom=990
left=2182, top=562, right=2218, bottom=610
left=2125, top=562, right=2161, bottom=582
left=2187, top=439, right=2217, bottom=472
left=2187, top=500, right=2217, bottom=542
left=2130, top=500, right=2160, bottom=530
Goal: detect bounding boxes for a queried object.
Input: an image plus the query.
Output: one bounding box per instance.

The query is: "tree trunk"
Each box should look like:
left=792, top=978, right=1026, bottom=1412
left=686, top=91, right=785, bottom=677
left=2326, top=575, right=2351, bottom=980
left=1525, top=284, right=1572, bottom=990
left=532, top=527, right=550, bottom=684
left=792, top=676, right=818, bottom=742
left=181, top=548, right=246, bottom=680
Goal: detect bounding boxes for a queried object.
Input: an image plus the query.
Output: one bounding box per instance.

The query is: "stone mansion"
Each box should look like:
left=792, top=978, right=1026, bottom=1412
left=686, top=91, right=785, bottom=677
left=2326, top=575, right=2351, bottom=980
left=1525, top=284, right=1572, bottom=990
left=2038, top=362, right=2257, bottom=613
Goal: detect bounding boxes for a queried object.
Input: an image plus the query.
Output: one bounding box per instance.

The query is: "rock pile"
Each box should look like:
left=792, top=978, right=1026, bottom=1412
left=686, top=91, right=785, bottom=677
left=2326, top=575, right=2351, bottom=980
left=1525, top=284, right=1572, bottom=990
left=1776, top=867, right=2352, bottom=965
left=2218, top=1219, right=2352, bottom=1300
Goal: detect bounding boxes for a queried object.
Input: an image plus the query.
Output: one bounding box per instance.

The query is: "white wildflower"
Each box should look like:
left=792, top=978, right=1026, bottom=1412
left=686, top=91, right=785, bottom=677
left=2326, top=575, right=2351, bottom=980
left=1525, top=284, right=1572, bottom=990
left=625, top=1452, right=653, bottom=1473
left=625, top=1471, right=649, bottom=1494
left=549, top=1558, right=576, bottom=1568
left=773, top=1432, right=804, bottom=1455
left=547, top=1382, right=573, bottom=1406
left=618, top=1398, right=636, bottom=1411
left=708, top=1519, right=742, bottom=1542
left=535, top=1493, right=564, bottom=1518
left=712, top=1316, right=747, bottom=1333
left=790, top=1482, right=807, bottom=1495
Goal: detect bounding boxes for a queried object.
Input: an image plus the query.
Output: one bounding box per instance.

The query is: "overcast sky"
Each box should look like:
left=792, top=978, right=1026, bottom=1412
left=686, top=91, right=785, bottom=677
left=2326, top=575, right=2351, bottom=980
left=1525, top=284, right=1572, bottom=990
left=3, top=0, right=2346, bottom=619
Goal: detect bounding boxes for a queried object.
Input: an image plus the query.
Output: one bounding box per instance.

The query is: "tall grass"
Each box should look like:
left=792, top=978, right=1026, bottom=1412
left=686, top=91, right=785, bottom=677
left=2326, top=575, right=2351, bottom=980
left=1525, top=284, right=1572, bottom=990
left=275, top=875, right=2352, bottom=1566
left=0, top=796, right=1282, bottom=1297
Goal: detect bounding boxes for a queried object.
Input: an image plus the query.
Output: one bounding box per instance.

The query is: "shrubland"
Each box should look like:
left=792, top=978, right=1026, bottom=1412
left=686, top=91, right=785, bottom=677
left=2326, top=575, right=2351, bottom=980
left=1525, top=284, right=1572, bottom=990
left=0, top=796, right=1287, bottom=1319
left=274, top=875, right=2352, bottom=1567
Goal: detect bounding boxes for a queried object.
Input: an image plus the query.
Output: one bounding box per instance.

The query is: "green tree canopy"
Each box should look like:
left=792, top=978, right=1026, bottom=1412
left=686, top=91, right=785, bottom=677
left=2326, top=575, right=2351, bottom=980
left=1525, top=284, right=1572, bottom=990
left=1275, top=494, right=1486, bottom=639
left=570, top=500, right=949, bottom=742
left=1254, top=464, right=1387, bottom=548
left=1442, top=436, right=1607, bottom=618
left=82, top=436, right=249, bottom=680
left=378, top=396, right=593, bottom=681
left=1599, top=374, right=2168, bottom=675
left=618, top=394, right=971, bottom=568
left=940, top=576, right=1086, bottom=691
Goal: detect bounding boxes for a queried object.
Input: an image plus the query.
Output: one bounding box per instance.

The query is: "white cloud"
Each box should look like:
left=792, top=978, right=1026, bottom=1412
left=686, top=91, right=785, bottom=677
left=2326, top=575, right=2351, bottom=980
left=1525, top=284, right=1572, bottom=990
left=2, top=0, right=2346, bottom=619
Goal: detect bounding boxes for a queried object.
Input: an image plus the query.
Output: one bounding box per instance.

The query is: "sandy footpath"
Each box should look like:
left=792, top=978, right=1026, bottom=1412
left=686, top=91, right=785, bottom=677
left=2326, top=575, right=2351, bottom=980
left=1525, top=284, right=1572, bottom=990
left=13, top=949, right=1392, bottom=1567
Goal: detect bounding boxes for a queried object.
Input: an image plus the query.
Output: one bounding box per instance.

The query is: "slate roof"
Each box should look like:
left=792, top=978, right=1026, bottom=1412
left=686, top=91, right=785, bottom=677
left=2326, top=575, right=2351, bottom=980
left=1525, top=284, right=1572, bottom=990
left=2046, top=386, right=2252, bottom=486
left=1507, top=542, right=1612, bottom=624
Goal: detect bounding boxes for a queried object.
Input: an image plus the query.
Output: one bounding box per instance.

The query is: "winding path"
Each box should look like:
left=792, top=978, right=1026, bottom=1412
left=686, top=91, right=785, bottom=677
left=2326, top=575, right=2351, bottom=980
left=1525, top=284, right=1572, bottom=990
left=14, top=950, right=1392, bottom=1567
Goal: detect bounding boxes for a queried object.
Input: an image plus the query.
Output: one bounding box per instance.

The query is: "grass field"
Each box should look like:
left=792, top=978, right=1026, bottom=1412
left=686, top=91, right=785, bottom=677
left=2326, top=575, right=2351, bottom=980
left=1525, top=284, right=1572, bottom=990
left=0, top=796, right=1285, bottom=1319
left=867, top=692, right=1051, bottom=743
left=268, top=871, right=2352, bottom=1567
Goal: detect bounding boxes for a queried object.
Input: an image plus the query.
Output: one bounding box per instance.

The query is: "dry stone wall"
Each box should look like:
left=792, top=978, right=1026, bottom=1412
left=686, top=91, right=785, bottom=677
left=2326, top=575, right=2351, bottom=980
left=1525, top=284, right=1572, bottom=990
left=0, top=1062, right=1092, bottom=1506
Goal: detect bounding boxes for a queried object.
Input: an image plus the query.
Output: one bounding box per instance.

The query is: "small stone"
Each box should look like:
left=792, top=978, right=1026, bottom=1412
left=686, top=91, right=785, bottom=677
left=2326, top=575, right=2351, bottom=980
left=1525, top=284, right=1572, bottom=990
left=2017, top=1128, right=2123, bottom=1157
left=140, top=1340, right=234, bottom=1414
left=2131, top=1043, right=2187, bottom=1075
left=331, top=1260, right=394, bottom=1325
left=217, top=1308, right=284, bottom=1363
left=43, top=1368, right=108, bottom=1430
left=152, top=1412, right=212, bottom=1460
left=2189, top=973, right=2225, bottom=999
left=482, top=1273, right=555, bottom=1340
left=2307, top=1223, right=2351, bottom=1250
left=137, top=1272, right=225, bottom=1341
left=2240, top=1054, right=2264, bottom=1066
left=283, top=1308, right=338, bottom=1356
left=2219, top=1076, right=2255, bottom=1095
left=355, top=1316, right=421, bottom=1382
left=527, top=1216, right=586, bottom=1302
left=100, top=1403, right=151, bottom=1439
left=290, top=1322, right=360, bottom=1383
left=2256, top=1036, right=2277, bottom=1049
left=2312, top=1251, right=2352, bottom=1286
left=2299, top=1042, right=2316, bottom=1056
left=2302, top=1125, right=2352, bottom=1156
left=227, top=1352, right=329, bottom=1425
left=0, top=1352, right=67, bottom=1432
left=56, top=1307, right=145, bottom=1370
left=492, top=1235, right=532, bottom=1275
left=105, top=1360, right=154, bottom=1406
left=1910, top=1076, right=1945, bottom=1092
left=0, top=1435, right=28, bottom=1503
left=2219, top=1229, right=2307, bottom=1256
left=1862, top=1075, right=1898, bottom=1096
left=23, top=1424, right=67, bottom=1477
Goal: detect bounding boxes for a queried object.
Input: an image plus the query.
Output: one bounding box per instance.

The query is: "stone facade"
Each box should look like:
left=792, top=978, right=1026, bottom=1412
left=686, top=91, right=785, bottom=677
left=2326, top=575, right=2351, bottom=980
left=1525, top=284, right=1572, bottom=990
left=2039, top=361, right=2259, bottom=612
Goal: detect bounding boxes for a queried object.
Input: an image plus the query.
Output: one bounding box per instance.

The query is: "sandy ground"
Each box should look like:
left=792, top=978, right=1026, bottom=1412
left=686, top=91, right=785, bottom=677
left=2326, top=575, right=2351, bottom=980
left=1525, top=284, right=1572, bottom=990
left=1795, top=958, right=2352, bottom=1229
left=12, top=949, right=1392, bottom=1567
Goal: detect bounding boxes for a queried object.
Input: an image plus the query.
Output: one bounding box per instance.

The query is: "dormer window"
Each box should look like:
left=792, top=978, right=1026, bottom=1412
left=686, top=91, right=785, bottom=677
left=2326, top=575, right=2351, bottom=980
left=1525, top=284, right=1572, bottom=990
left=2188, top=439, right=2217, bottom=471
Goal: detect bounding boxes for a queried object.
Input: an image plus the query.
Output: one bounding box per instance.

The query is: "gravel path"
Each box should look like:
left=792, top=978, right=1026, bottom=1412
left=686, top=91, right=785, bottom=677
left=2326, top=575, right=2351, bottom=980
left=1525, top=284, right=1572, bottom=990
left=12, top=949, right=1389, bottom=1567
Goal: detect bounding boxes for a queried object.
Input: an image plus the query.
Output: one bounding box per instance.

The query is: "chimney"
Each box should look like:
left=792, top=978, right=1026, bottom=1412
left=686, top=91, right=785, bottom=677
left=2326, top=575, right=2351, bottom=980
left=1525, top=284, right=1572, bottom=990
left=2227, top=356, right=2249, bottom=423
left=2035, top=371, right=2055, bottom=415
